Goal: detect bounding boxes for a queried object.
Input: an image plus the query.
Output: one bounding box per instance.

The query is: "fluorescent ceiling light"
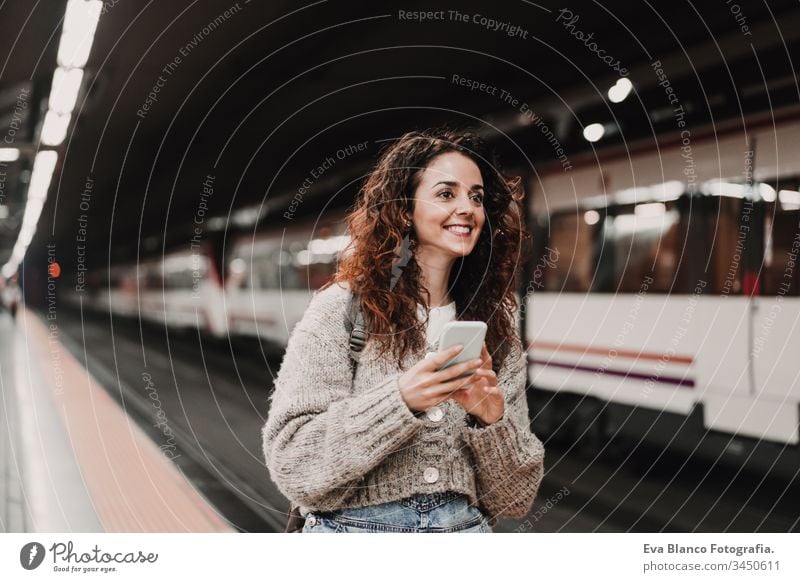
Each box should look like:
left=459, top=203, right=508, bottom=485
left=21, top=199, right=44, bottom=226
left=705, top=181, right=745, bottom=198
left=0, top=148, right=20, bottom=162
left=49, top=67, right=84, bottom=114
left=583, top=210, right=600, bottom=225
left=307, top=235, right=351, bottom=254
left=41, top=111, right=72, bottom=146
left=229, top=258, right=246, bottom=275
left=0, top=1, right=94, bottom=280
left=206, top=216, right=228, bottom=231
left=634, top=202, right=666, bottom=217
left=231, top=206, right=263, bottom=227
left=608, top=78, right=633, bottom=103
left=28, top=150, right=59, bottom=201
left=779, top=190, right=800, bottom=210
left=614, top=181, right=684, bottom=205
left=57, top=0, right=103, bottom=68
left=583, top=123, right=605, bottom=142
left=11, top=247, right=26, bottom=262
left=759, top=183, right=776, bottom=202
left=613, top=212, right=676, bottom=236
left=655, top=180, right=685, bottom=201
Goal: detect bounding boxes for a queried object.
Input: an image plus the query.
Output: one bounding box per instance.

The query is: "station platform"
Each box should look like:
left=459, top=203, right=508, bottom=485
left=0, top=306, right=233, bottom=533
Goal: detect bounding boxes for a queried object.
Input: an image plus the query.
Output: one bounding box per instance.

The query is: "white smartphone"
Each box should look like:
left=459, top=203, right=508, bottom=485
left=436, top=321, right=487, bottom=379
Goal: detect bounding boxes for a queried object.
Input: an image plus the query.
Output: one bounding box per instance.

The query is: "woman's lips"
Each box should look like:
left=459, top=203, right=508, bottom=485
left=443, top=225, right=472, bottom=238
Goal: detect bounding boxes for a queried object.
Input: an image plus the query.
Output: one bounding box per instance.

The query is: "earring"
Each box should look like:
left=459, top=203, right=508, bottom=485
left=405, top=219, right=412, bottom=229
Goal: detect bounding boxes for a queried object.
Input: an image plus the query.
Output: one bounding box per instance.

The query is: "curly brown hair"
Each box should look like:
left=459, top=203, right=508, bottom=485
left=323, top=127, right=530, bottom=372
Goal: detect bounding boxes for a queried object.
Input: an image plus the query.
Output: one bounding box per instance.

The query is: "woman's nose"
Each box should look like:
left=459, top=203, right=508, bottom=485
left=456, top=192, right=473, bottom=214
left=456, top=202, right=473, bottom=215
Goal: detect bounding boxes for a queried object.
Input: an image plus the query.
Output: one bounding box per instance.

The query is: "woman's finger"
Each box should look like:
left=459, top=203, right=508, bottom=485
left=471, top=368, right=497, bottom=385
left=432, top=373, right=484, bottom=396
left=479, top=343, right=492, bottom=370
left=421, top=344, right=464, bottom=371
left=431, top=356, right=483, bottom=384
left=447, top=386, right=469, bottom=406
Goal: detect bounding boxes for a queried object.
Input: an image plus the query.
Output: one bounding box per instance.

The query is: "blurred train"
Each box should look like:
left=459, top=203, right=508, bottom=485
left=528, top=114, right=800, bottom=477
left=67, top=114, right=800, bottom=479
left=68, top=215, right=350, bottom=349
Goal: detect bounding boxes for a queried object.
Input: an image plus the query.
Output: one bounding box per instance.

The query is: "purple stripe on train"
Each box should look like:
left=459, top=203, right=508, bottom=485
left=529, top=358, right=695, bottom=388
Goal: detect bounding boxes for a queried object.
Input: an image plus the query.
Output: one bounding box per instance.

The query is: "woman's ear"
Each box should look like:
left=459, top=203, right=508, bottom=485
left=403, top=207, right=414, bottom=229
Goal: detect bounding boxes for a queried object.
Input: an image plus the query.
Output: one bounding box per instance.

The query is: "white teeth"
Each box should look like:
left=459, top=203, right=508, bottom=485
left=445, top=225, right=471, bottom=234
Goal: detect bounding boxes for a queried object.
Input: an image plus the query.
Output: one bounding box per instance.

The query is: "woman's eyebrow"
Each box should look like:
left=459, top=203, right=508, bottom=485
left=431, top=180, right=485, bottom=191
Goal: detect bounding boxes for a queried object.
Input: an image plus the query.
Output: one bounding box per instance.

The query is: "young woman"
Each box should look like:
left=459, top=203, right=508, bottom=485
left=262, top=128, right=545, bottom=533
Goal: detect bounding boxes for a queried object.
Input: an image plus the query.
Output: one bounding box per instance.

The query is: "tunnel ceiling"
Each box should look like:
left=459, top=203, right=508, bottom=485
left=0, top=0, right=798, bottom=274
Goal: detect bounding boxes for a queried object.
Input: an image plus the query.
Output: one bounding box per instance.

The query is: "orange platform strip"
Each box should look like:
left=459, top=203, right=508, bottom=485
left=19, top=308, right=234, bottom=532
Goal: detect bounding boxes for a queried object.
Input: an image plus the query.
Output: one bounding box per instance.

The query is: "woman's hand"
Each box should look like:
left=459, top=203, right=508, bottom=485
left=449, top=343, right=504, bottom=426
left=397, top=344, right=484, bottom=412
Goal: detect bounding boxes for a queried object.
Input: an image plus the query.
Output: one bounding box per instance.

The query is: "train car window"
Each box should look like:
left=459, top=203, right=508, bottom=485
left=236, top=258, right=251, bottom=289
left=281, top=243, right=303, bottom=289
left=543, top=211, right=599, bottom=292
left=247, top=256, right=262, bottom=289
left=163, top=259, right=197, bottom=290
left=145, top=266, right=163, bottom=290
left=258, top=251, right=281, bottom=289
left=592, top=215, right=615, bottom=293
left=607, top=202, right=682, bottom=293
left=235, top=232, right=350, bottom=291
left=189, top=253, right=209, bottom=289
left=164, top=269, right=176, bottom=290
left=762, top=179, right=800, bottom=296
left=302, top=235, right=347, bottom=290
left=237, top=246, right=265, bottom=290
left=226, top=256, right=247, bottom=289
left=705, top=194, right=746, bottom=294
left=181, top=268, right=195, bottom=289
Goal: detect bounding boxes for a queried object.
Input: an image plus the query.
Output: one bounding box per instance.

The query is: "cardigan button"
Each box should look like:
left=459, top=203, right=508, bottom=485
left=426, top=406, right=444, bottom=422
left=423, top=467, right=439, bottom=483
left=425, top=406, right=444, bottom=422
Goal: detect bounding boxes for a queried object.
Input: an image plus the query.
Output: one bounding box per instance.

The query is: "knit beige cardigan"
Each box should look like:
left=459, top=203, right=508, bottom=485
left=262, top=281, right=545, bottom=522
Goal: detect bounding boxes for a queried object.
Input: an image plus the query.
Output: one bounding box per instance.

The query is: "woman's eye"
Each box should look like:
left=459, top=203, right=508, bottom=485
left=437, top=190, right=482, bottom=203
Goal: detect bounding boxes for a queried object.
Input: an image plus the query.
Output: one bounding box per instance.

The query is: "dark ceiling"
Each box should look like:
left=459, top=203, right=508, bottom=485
left=1, top=0, right=799, bottom=278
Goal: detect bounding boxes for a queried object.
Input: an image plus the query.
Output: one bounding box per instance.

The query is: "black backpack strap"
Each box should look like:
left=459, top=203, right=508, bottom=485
left=345, top=290, right=368, bottom=365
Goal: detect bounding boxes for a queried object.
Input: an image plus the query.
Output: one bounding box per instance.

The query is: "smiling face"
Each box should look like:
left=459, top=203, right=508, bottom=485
left=410, top=151, right=486, bottom=261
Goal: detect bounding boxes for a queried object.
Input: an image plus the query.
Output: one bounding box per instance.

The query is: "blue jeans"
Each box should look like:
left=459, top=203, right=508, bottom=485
left=302, top=491, right=492, bottom=533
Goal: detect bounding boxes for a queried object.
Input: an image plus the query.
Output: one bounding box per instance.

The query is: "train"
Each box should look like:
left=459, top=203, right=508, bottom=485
left=527, top=113, right=800, bottom=478
left=66, top=214, right=350, bottom=350
left=65, top=113, right=800, bottom=480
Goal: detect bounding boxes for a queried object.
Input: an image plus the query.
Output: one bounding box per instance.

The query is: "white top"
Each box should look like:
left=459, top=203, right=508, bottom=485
left=417, top=301, right=456, bottom=350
